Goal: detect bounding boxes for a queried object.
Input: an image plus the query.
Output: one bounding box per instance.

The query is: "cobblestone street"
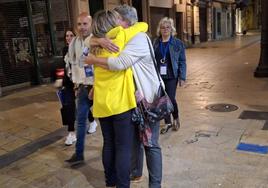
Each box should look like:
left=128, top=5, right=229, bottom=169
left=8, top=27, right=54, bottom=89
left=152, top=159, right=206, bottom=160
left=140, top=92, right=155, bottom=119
left=1, top=32, right=268, bottom=188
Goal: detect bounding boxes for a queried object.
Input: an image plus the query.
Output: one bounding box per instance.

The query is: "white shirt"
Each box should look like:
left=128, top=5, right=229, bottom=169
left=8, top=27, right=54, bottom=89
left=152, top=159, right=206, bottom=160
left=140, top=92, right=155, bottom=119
left=64, top=36, right=93, bottom=85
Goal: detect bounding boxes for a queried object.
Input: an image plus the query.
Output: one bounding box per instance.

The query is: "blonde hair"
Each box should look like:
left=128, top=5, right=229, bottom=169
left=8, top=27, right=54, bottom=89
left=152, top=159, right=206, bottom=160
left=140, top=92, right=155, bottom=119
left=91, top=10, right=120, bottom=38
left=91, top=10, right=120, bottom=55
left=156, top=17, right=177, bottom=37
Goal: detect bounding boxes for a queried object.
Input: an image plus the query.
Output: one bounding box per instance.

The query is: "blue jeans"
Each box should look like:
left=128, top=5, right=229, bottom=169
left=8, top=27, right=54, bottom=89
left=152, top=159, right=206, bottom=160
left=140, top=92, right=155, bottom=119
left=99, top=110, right=134, bottom=188
left=131, top=121, right=162, bottom=188
left=75, top=85, right=93, bottom=158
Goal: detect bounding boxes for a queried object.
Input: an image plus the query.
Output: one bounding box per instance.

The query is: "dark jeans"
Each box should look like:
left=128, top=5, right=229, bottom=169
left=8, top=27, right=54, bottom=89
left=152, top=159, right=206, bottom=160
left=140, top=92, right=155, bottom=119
left=99, top=110, right=134, bottom=188
left=163, top=78, right=179, bottom=124
left=131, top=121, right=162, bottom=188
left=75, top=85, right=93, bottom=158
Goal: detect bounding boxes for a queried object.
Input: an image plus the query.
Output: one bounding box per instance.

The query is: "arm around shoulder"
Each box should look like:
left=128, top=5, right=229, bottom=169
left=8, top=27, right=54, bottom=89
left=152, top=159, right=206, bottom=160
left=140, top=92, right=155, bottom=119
left=107, top=33, right=150, bottom=71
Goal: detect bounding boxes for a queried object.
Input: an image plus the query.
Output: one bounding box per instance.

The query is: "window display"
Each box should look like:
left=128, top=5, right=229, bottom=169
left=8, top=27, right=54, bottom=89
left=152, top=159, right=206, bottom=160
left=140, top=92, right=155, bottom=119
left=12, top=37, right=31, bottom=64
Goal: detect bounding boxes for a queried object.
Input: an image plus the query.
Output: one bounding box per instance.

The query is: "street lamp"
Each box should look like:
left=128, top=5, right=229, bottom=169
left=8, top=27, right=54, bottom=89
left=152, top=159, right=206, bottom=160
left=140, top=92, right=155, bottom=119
left=254, top=0, right=268, bottom=77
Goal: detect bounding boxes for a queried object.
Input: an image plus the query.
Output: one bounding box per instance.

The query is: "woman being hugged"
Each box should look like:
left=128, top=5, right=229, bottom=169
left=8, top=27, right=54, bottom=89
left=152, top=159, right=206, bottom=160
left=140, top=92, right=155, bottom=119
left=90, top=10, right=148, bottom=188
left=153, top=17, right=187, bottom=134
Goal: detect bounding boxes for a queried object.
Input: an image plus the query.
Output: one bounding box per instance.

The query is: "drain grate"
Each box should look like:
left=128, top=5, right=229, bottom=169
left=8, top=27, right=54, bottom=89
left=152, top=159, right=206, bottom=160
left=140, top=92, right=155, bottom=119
left=206, top=103, right=238, bottom=112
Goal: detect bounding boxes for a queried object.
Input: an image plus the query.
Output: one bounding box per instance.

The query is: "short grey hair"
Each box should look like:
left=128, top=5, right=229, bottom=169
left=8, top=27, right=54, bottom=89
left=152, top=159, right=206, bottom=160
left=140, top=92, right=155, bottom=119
left=114, top=4, right=138, bottom=26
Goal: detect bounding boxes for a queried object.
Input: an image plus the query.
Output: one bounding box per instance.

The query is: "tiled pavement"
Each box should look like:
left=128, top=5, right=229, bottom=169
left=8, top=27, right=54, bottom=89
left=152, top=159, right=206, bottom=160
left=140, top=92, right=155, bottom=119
left=0, top=85, right=62, bottom=156
left=1, top=31, right=268, bottom=188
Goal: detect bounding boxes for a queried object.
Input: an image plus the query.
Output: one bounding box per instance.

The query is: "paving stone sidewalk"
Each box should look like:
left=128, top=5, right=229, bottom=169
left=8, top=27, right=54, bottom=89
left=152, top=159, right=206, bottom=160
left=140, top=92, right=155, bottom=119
left=1, top=32, right=268, bottom=188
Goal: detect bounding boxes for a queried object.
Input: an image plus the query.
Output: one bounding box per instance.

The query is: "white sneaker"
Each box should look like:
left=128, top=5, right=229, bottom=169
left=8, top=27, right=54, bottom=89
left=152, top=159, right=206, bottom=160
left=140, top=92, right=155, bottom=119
left=65, top=133, right=77, bottom=146
left=88, top=120, right=98, bottom=134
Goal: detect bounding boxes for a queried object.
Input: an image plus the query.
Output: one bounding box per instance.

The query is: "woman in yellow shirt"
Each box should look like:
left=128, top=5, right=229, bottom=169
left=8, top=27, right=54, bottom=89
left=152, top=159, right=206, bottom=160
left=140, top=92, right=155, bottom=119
left=90, top=10, right=148, bottom=188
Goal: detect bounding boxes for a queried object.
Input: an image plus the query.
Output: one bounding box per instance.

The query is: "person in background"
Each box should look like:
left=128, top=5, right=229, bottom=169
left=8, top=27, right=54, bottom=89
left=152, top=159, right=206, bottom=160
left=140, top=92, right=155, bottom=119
left=60, top=29, right=97, bottom=146
left=86, top=5, right=163, bottom=188
left=89, top=9, right=148, bottom=188
left=64, top=12, right=97, bottom=164
left=61, top=29, right=77, bottom=146
left=153, top=17, right=186, bottom=134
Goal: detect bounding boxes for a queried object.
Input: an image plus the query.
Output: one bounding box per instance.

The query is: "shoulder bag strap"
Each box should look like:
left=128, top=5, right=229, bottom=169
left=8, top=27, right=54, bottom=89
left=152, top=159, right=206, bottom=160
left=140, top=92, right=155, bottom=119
left=146, top=36, right=161, bottom=82
left=146, top=36, right=165, bottom=92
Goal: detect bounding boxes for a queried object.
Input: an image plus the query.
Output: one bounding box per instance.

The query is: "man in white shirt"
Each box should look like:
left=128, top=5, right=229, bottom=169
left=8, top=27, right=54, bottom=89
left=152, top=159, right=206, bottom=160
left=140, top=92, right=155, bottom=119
left=65, top=12, right=97, bottom=164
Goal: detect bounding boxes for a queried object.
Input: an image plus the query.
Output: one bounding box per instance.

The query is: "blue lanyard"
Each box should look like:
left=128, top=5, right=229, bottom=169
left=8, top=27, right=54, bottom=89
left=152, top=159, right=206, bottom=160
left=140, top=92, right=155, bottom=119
left=159, top=36, right=171, bottom=61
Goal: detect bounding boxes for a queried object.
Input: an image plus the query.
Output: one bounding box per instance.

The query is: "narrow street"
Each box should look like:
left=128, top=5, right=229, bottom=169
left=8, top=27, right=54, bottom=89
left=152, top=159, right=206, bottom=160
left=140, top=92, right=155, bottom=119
left=1, top=32, right=268, bottom=188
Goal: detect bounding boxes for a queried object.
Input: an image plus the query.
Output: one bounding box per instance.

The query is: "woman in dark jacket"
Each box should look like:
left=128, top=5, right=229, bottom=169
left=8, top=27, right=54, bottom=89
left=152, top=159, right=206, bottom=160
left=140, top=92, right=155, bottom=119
left=153, top=17, right=187, bottom=134
left=60, top=29, right=77, bottom=145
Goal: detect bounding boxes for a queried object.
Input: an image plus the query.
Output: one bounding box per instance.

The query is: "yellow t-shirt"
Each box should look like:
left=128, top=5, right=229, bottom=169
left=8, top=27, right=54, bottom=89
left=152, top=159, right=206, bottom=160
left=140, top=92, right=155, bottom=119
left=93, top=22, right=148, bottom=118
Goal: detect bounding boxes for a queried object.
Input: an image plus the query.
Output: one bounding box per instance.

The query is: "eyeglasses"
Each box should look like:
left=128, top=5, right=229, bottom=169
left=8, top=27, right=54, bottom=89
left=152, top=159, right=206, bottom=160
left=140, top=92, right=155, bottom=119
left=160, top=26, right=171, bottom=30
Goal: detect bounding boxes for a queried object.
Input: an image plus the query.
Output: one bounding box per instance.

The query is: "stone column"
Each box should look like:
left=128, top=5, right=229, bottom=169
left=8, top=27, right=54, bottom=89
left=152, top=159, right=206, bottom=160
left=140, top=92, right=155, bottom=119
left=254, top=0, right=268, bottom=77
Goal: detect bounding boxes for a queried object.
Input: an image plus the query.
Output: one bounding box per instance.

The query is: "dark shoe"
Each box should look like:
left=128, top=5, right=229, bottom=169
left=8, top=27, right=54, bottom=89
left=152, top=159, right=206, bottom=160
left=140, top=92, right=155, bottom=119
left=172, top=119, right=180, bottom=131
left=160, top=124, right=172, bottom=134
left=130, top=176, right=143, bottom=183
left=65, top=154, right=84, bottom=165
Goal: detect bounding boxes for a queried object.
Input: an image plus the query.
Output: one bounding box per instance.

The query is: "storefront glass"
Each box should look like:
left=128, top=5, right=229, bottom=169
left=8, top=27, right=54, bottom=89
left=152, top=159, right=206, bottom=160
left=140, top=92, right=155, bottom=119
left=0, top=0, right=33, bottom=87
left=50, top=0, right=72, bottom=56
left=31, top=0, right=52, bottom=58
left=0, top=0, right=71, bottom=89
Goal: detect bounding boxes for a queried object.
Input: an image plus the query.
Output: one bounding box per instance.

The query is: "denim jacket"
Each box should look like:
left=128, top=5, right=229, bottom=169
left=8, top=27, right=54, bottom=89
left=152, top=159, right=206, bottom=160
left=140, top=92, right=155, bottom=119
left=153, top=37, right=186, bottom=81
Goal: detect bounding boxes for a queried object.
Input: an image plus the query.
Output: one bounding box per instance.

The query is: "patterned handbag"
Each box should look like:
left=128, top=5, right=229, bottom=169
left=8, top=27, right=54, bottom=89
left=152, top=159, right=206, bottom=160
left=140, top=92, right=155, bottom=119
left=142, top=85, right=174, bottom=124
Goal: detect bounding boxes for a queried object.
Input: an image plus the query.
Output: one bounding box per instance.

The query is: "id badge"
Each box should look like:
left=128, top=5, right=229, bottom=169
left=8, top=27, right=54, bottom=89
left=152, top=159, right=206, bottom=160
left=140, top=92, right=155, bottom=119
left=84, top=66, right=93, bottom=77
left=160, top=64, right=167, bottom=75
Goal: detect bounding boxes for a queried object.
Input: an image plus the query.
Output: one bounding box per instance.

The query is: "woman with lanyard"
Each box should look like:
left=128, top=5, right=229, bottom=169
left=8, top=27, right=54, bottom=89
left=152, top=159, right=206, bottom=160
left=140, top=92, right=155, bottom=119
left=153, top=17, right=187, bottom=134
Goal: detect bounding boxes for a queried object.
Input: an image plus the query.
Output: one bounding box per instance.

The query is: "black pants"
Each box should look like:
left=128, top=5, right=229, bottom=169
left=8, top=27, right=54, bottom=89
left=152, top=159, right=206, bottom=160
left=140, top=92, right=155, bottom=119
left=61, top=88, right=94, bottom=132
left=163, top=78, right=179, bottom=124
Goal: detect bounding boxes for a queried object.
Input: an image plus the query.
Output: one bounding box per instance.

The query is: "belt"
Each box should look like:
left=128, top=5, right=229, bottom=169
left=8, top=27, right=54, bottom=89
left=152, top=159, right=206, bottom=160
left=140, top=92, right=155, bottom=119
left=74, top=83, right=92, bottom=90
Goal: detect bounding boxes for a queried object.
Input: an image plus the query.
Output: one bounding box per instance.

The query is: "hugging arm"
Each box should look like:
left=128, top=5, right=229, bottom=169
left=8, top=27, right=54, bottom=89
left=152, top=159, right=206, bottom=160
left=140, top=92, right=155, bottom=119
left=85, top=54, right=109, bottom=69
left=89, top=36, right=119, bottom=53
left=86, top=35, right=144, bottom=71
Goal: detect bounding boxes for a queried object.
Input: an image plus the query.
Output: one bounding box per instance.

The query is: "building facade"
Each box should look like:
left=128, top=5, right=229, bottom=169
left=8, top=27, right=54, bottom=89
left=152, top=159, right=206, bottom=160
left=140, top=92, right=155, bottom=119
left=0, top=0, right=76, bottom=95
left=235, top=0, right=261, bottom=34
left=1, top=0, right=250, bottom=95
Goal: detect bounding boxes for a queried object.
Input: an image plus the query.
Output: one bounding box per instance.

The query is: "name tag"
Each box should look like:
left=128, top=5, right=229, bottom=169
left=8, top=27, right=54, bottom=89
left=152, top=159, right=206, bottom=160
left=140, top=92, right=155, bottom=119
left=84, top=66, right=93, bottom=77
left=160, top=64, right=167, bottom=75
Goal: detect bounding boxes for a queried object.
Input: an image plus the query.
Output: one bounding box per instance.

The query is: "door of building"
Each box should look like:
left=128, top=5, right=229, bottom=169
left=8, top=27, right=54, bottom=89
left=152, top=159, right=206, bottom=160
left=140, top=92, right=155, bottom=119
left=132, top=0, right=143, bottom=21
left=88, top=0, right=104, bottom=17
left=199, top=7, right=207, bottom=42
left=176, top=12, right=183, bottom=40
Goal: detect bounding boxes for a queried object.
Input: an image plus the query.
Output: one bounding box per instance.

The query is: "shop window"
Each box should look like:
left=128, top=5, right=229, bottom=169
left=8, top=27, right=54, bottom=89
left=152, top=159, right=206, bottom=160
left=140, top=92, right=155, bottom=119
left=0, top=1, right=33, bottom=87
left=50, top=0, right=72, bottom=56
left=31, top=0, right=52, bottom=58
